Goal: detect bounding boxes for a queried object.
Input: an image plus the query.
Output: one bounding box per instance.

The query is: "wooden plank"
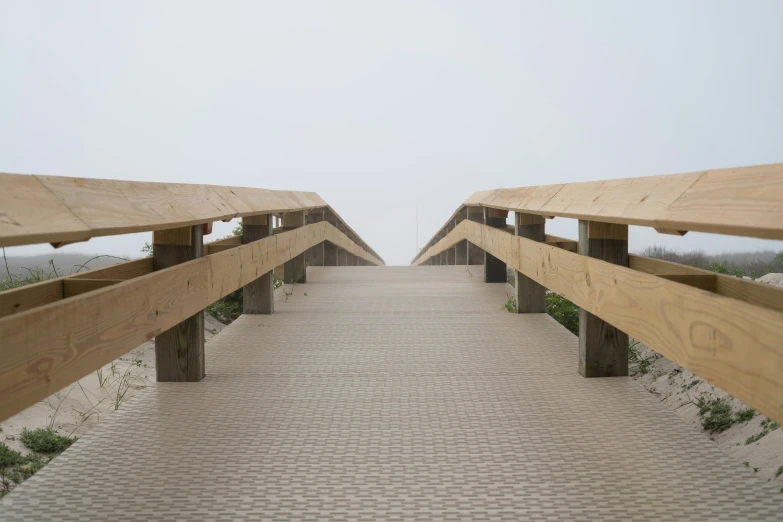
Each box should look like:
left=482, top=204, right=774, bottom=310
left=587, top=222, right=628, bottom=240
left=413, top=220, right=783, bottom=424
left=412, top=162, right=783, bottom=264
left=154, top=225, right=205, bottom=382
left=205, top=243, right=240, bottom=255
left=0, top=174, right=382, bottom=265
left=63, top=279, right=124, bottom=298
left=658, top=274, right=717, bottom=292
left=629, top=255, right=783, bottom=314
left=206, top=235, right=242, bottom=247
left=484, top=208, right=506, bottom=282
left=0, top=221, right=381, bottom=422
left=544, top=235, right=578, bottom=252
left=0, top=258, right=152, bottom=318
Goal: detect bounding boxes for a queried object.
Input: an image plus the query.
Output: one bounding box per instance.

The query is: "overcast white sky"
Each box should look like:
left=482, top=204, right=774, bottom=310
left=2, top=1, right=782, bottom=265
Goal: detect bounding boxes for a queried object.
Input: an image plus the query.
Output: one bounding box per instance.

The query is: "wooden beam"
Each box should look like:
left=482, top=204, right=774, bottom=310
left=205, top=243, right=240, bottom=255
left=484, top=208, right=506, bottom=282
left=658, top=274, right=717, bottom=292
left=655, top=228, right=689, bottom=236
left=63, top=279, right=124, bottom=298
left=0, top=221, right=381, bottom=422
left=412, top=220, right=783, bottom=424
left=153, top=225, right=205, bottom=382
left=544, top=235, right=578, bottom=252
left=0, top=258, right=152, bottom=318
left=630, top=255, right=783, bottom=314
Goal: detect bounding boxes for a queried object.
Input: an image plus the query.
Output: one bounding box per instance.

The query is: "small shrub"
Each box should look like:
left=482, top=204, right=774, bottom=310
left=735, top=408, right=755, bottom=423
left=776, top=465, right=783, bottom=478
left=545, top=293, right=579, bottom=335
left=698, top=398, right=736, bottom=434
left=0, top=442, right=47, bottom=497
left=20, top=428, right=76, bottom=454
left=746, top=420, right=780, bottom=445
left=502, top=295, right=517, bottom=313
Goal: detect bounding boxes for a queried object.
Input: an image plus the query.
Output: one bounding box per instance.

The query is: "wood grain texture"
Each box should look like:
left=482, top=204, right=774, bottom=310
left=153, top=226, right=192, bottom=246
left=0, top=222, right=381, bottom=422
left=0, top=258, right=153, bottom=318
left=154, top=225, right=205, bottom=382
left=578, top=220, right=629, bottom=377
left=243, top=216, right=274, bottom=314
left=544, top=235, right=578, bottom=252
left=63, top=279, right=124, bottom=298
left=515, top=213, right=546, bottom=313
left=0, top=174, right=383, bottom=264
left=629, top=255, right=783, bottom=314
left=412, top=162, right=783, bottom=264
left=658, top=274, right=717, bottom=292
left=413, top=220, right=783, bottom=423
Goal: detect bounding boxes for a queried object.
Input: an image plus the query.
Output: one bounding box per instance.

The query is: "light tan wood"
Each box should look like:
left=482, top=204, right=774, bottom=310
left=544, top=235, right=578, bottom=252
left=153, top=227, right=192, bottom=246
left=0, top=258, right=152, bottom=318
left=63, top=279, right=124, bottom=298
left=658, top=274, right=717, bottom=292
left=207, top=235, right=242, bottom=247
left=412, top=162, right=783, bottom=264
left=205, top=243, right=240, bottom=255
left=0, top=175, right=382, bottom=263
left=413, top=220, right=783, bottom=424
left=0, top=222, right=381, bottom=422
left=282, top=211, right=305, bottom=227
left=655, top=228, right=689, bottom=236
left=629, top=255, right=783, bottom=314
left=587, top=222, right=628, bottom=240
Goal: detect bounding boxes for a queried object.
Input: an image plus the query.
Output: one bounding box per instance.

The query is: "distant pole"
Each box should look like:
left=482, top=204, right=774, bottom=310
left=416, top=204, right=419, bottom=255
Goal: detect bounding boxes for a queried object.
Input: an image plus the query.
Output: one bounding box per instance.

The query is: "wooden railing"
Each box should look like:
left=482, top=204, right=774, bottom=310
left=412, top=163, right=783, bottom=424
left=0, top=173, right=383, bottom=421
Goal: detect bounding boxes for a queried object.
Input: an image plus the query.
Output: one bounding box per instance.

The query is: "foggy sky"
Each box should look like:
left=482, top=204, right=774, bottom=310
left=2, top=1, right=782, bottom=265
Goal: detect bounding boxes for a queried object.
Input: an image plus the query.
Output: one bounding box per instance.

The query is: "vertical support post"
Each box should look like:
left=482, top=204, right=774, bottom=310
left=153, top=225, right=205, bottom=382
left=484, top=208, right=507, bottom=283
left=306, top=209, right=325, bottom=266
left=455, top=209, right=468, bottom=265
left=338, top=248, right=348, bottom=266
left=578, top=221, right=629, bottom=377
left=283, top=211, right=306, bottom=284
left=445, top=223, right=456, bottom=265
left=467, top=206, right=485, bottom=265
left=323, top=210, right=338, bottom=266
left=514, top=212, right=546, bottom=313
left=242, top=214, right=274, bottom=314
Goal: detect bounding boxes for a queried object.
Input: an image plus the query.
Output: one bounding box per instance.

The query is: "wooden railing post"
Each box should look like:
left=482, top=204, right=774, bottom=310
left=578, top=220, right=629, bottom=377
left=467, top=206, right=485, bottom=265
left=455, top=209, right=468, bottom=265
left=446, top=223, right=456, bottom=265
left=242, top=214, right=274, bottom=314
left=515, top=213, right=546, bottom=313
left=484, top=208, right=507, bottom=283
left=323, top=210, right=339, bottom=266
left=306, top=209, right=324, bottom=266
left=283, top=211, right=307, bottom=283
left=153, top=225, right=205, bottom=382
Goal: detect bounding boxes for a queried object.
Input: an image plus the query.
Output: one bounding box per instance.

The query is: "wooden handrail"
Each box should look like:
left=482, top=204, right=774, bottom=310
left=413, top=219, right=783, bottom=424
left=0, top=173, right=383, bottom=262
left=413, top=162, right=783, bottom=263
left=0, top=222, right=381, bottom=421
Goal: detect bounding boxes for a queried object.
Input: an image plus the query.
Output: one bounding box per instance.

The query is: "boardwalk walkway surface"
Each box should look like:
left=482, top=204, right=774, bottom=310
left=2, top=266, right=780, bottom=521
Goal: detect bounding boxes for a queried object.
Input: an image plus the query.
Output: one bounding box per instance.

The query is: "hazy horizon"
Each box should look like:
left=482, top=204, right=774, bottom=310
left=2, top=1, right=782, bottom=264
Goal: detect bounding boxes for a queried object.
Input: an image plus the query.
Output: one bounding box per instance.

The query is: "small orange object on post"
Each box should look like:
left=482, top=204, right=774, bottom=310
left=202, top=222, right=213, bottom=236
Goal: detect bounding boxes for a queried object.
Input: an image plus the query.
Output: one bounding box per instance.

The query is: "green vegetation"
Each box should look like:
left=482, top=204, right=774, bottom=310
left=639, top=245, right=783, bottom=279
left=0, top=443, right=47, bottom=498
left=735, top=407, right=756, bottom=423
left=20, top=428, right=77, bottom=454
left=776, top=465, right=783, bottom=478
left=545, top=293, right=579, bottom=335
left=697, top=397, right=736, bottom=434
left=745, top=419, right=781, bottom=445
left=501, top=295, right=517, bottom=313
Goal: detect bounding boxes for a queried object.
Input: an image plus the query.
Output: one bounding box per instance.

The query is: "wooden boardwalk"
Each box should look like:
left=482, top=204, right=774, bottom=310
left=2, top=266, right=781, bottom=521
